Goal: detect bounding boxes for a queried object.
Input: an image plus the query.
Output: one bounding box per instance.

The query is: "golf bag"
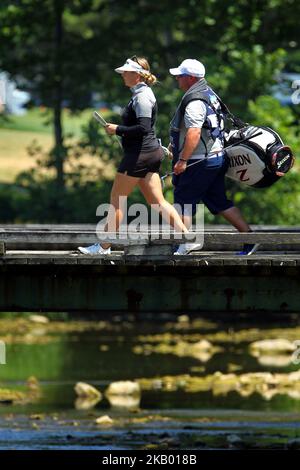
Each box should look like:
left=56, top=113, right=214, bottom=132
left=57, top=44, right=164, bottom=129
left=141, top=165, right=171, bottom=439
left=225, top=125, right=295, bottom=188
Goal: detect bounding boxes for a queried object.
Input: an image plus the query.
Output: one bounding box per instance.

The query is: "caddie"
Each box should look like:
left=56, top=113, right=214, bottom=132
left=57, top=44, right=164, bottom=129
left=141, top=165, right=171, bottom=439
left=169, top=58, right=257, bottom=255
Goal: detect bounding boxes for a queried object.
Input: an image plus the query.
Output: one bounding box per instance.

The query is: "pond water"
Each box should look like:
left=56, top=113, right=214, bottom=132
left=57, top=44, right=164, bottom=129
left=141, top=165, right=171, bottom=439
left=1, top=314, right=300, bottom=450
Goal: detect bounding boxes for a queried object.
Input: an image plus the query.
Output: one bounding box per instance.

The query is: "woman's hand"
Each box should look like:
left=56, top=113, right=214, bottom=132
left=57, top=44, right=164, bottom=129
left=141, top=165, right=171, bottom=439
left=105, top=123, right=118, bottom=135
left=167, top=143, right=173, bottom=160
left=174, top=160, right=187, bottom=175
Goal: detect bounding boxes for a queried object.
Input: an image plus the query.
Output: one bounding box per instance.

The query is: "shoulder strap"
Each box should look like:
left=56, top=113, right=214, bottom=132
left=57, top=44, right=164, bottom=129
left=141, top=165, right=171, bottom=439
left=179, top=87, right=247, bottom=132
left=212, top=92, right=247, bottom=129
left=178, top=91, right=210, bottom=118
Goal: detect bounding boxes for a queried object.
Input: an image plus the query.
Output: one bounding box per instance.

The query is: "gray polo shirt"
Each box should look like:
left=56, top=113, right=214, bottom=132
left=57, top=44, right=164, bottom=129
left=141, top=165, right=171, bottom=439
left=131, top=82, right=156, bottom=117
left=179, top=96, right=223, bottom=160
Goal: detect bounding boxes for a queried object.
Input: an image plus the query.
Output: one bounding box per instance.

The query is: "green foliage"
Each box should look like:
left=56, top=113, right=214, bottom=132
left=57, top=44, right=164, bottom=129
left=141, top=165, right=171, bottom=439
left=248, top=96, right=300, bottom=148
left=1, top=0, right=300, bottom=223
left=0, top=115, right=115, bottom=222
left=223, top=95, right=300, bottom=225
left=209, top=48, right=286, bottom=118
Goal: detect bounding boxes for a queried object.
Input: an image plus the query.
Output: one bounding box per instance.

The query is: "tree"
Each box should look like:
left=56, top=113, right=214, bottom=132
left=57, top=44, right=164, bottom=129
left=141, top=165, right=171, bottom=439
left=1, top=0, right=300, bottom=223
left=0, top=0, right=112, bottom=218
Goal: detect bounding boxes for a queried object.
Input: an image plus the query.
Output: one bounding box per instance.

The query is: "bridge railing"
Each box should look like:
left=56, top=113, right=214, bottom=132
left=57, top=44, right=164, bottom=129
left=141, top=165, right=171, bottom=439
left=1, top=225, right=300, bottom=256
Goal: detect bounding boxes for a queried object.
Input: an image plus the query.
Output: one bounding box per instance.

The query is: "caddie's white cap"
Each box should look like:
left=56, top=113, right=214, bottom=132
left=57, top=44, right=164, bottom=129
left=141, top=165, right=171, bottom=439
left=169, top=59, right=205, bottom=78
left=115, top=58, right=147, bottom=74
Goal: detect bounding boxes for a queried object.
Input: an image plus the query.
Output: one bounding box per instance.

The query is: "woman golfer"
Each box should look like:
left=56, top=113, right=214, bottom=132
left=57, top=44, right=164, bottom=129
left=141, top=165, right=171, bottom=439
left=78, top=56, right=188, bottom=255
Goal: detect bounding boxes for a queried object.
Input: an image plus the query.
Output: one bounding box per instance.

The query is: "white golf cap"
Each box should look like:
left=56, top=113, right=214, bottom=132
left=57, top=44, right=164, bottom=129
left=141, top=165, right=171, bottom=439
left=169, top=59, right=205, bottom=78
left=115, top=58, right=147, bottom=74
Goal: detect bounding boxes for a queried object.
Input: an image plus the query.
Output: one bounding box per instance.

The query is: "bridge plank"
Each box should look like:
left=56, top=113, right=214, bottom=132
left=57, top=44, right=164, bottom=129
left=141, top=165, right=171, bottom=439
left=0, top=253, right=295, bottom=264
left=1, top=229, right=300, bottom=246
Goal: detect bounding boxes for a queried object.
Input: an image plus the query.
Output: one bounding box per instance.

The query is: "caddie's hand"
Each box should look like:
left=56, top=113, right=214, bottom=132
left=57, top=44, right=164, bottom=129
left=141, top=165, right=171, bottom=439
left=174, top=160, right=187, bottom=175
left=105, top=123, right=118, bottom=135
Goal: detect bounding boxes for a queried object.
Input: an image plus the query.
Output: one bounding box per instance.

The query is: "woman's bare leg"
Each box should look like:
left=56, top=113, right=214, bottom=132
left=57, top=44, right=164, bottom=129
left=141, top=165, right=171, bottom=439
left=101, top=172, right=140, bottom=248
left=139, top=172, right=188, bottom=233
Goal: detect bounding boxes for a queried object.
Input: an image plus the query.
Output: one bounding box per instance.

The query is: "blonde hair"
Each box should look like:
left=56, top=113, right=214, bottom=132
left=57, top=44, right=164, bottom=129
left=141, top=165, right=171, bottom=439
left=131, top=56, right=157, bottom=86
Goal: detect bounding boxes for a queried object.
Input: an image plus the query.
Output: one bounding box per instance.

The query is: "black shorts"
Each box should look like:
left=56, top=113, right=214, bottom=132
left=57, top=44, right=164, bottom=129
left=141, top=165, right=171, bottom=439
left=118, top=147, right=164, bottom=178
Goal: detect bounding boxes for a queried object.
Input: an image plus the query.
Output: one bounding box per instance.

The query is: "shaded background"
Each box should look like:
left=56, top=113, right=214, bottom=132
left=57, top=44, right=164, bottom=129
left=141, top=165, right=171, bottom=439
left=0, top=0, right=300, bottom=224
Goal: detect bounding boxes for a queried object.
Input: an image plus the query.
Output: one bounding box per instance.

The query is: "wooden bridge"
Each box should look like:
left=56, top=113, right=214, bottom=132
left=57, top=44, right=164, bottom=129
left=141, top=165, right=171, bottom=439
left=1, top=224, right=300, bottom=313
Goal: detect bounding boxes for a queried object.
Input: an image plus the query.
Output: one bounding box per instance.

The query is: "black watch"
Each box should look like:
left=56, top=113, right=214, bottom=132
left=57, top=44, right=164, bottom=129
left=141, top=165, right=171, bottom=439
left=179, top=158, right=188, bottom=163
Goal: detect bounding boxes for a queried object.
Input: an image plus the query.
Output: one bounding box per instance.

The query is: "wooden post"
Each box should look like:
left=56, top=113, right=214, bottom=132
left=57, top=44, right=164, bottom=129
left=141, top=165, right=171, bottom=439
left=0, top=243, right=5, bottom=256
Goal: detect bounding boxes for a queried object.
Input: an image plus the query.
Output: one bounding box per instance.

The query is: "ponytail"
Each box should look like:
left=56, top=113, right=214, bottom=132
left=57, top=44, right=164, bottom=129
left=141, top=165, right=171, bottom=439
left=139, top=71, right=157, bottom=86
left=130, top=56, right=157, bottom=86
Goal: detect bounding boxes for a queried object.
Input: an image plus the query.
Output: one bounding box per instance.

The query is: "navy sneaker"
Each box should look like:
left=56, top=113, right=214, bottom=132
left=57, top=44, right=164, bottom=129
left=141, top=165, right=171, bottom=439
left=236, top=243, right=260, bottom=256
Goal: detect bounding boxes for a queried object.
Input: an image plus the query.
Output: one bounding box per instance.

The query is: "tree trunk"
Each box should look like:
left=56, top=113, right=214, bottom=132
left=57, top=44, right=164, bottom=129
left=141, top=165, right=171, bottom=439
left=53, top=0, right=65, bottom=206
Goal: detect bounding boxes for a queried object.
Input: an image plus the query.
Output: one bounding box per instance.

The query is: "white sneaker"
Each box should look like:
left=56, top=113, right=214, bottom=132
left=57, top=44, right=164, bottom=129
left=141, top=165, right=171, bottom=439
left=174, top=243, right=203, bottom=255
left=78, top=243, right=111, bottom=255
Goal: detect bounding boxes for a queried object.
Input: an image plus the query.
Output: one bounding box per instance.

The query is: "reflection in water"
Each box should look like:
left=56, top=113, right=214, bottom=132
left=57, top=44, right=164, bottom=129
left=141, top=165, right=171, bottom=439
left=105, top=380, right=141, bottom=411
left=75, top=396, right=102, bottom=410
left=137, top=370, right=300, bottom=401
left=133, top=339, right=222, bottom=362
left=256, top=354, right=294, bottom=367
left=249, top=338, right=297, bottom=368
left=106, top=394, right=141, bottom=411
left=1, top=314, right=300, bottom=449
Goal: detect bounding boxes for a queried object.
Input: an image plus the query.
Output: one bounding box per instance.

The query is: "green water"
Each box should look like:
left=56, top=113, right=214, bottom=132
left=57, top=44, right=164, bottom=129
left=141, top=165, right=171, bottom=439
left=1, top=315, right=300, bottom=449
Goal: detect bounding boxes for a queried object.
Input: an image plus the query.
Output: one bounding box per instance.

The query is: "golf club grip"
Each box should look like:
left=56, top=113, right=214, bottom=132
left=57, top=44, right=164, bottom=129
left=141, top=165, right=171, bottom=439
left=93, top=111, right=107, bottom=127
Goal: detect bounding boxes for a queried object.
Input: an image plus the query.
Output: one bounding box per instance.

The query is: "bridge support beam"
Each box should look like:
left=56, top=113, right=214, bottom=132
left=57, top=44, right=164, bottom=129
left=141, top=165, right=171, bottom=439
left=1, top=264, right=300, bottom=313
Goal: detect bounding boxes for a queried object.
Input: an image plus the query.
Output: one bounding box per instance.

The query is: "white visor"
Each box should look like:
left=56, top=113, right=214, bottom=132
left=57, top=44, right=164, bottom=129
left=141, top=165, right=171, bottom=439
left=115, top=58, right=147, bottom=74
